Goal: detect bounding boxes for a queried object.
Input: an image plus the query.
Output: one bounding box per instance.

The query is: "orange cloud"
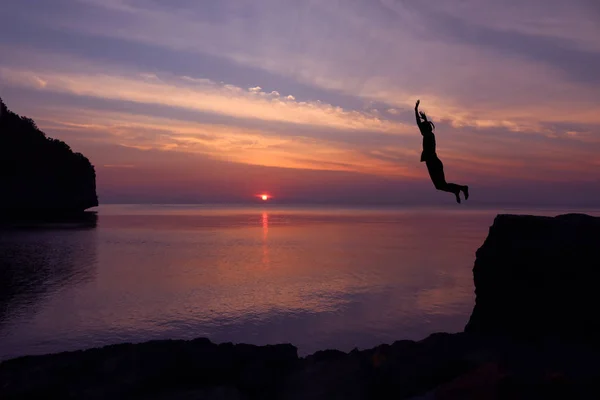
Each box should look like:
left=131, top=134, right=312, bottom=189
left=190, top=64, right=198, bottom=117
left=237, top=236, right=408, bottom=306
left=31, top=106, right=417, bottom=178
left=0, top=67, right=411, bottom=135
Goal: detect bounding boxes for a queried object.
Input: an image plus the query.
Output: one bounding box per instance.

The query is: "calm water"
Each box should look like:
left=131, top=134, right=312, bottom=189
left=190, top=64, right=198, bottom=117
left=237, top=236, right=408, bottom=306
left=1, top=205, right=597, bottom=360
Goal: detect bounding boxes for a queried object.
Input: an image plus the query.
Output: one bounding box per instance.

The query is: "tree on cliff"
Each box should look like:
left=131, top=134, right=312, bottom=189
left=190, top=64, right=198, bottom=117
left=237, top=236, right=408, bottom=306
left=0, top=96, right=98, bottom=212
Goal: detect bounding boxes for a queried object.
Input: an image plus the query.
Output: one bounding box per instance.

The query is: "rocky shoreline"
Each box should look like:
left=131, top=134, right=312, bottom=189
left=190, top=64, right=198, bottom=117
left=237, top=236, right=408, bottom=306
left=1, top=213, right=599, bottom=399
left=2, top=332, right=599, bottom=399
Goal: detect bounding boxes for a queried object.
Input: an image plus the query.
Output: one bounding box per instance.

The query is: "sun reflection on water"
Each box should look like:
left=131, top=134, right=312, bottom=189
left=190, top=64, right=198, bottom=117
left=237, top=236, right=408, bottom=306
left=262, top=211, right=269, bottom=268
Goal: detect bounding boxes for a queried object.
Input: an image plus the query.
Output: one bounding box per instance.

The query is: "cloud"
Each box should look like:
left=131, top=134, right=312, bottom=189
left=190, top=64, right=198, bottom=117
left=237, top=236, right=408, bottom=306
left=33, top=76, right=47, bottom=88
left=33, top=0, right=599, bottom=132
left=404, top=0, right=600, bottom=52
left=0, top=62, right=412, bottom=135
left=181, top=76, right=212, bottom=84
left=24, top=103, right=417, bottom=177
left=2, top=0, right=600, bottom=205
left=139, top=73, right=158, bottom=80
left=103, top=164, right=136, bottom=168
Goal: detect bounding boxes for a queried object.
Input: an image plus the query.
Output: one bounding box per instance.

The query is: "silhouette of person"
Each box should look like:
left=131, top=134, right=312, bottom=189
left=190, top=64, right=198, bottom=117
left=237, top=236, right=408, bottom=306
left=415, top=100, right=469, bottom=203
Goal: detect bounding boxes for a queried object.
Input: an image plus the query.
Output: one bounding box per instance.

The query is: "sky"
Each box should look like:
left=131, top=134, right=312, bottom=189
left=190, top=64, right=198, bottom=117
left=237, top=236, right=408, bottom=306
left=1, top=0, right=599, bottom=206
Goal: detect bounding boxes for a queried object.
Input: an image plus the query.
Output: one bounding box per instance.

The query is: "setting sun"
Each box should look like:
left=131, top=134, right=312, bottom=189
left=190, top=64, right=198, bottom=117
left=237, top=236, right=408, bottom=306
left=261, top=194, right=269, bottom=201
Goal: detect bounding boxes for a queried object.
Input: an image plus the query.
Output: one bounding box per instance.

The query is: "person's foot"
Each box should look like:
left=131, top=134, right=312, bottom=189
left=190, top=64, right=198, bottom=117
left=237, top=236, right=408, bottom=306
left=455, top=193, right=461, bottom=204
left=462, top=186, right=469, bottom=200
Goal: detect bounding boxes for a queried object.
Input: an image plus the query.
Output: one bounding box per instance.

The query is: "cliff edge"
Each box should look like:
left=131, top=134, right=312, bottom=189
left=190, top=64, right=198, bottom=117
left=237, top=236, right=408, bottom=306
left=0, top=97, right=98, bottom=214
left=465, top=213, right=600, bottom=339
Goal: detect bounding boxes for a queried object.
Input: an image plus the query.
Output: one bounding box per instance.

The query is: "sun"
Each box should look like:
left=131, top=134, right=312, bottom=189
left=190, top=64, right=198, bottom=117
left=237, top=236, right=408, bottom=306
left=256, top=193, right=271, bottom=201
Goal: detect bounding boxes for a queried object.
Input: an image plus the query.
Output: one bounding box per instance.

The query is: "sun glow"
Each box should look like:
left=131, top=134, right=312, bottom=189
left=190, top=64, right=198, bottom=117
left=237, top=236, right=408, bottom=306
left=261, top=194, right=269, bottom=201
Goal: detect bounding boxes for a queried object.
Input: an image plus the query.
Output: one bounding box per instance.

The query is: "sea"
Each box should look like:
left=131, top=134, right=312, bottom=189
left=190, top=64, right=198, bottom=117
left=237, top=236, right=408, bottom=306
left=1, top=204, right=598, bottom=360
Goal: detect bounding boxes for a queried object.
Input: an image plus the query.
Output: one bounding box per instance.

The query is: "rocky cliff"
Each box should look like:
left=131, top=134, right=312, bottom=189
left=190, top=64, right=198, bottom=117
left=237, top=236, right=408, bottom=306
left=465, top=213, right=600, bottom=340
left=0, top=97, right=98, bottom=214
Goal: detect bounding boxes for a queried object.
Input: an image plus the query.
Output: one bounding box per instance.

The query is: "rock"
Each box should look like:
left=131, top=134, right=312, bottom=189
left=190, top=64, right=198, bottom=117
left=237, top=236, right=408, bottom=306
left=3, top=333, right=600, bottom=399
left=281, top=349, right=367, bottom=400
left=0, top=96, right=98, bottom=214
left=465, top=213, right=600, bottom=340
left=0, top=339, right=299, bottom=399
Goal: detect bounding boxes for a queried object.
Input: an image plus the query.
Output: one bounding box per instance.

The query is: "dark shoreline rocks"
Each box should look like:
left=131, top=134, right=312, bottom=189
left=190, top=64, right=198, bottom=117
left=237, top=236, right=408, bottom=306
left=2, top=333, right=599, bottom=399
left=0, top=97, right=98, bottom=215
left=2, top=213, right=600, bottom=399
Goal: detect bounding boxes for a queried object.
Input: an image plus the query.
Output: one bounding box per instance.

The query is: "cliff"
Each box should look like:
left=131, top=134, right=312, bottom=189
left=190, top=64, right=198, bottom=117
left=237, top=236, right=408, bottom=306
left=0, top=97, right=98, bottom=214
left=2, top=213, right=600, bottom=399
left=465, top=213, right=600, bottom=339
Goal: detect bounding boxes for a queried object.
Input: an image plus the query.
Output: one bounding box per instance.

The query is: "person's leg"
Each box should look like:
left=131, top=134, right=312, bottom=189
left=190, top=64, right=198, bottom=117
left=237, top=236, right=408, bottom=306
left=426, top=158, right=462, bottom=203
left=440, top=183, right=468, bottom=203
left=447, top=184, right=469, bottom=201
left=441, top=182, right=462, bottom=203
left=426, top=157, right=445, bottom=184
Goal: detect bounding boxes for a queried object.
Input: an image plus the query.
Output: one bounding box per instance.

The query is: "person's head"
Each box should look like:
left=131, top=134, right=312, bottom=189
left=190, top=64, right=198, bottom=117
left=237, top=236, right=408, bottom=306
left=422, top=121, right=435, bottom=133
left=419, top=112, right=435, bottom=133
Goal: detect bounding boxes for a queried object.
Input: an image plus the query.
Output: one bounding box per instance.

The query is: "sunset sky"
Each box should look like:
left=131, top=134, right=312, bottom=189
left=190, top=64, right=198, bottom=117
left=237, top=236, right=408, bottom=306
left=1, top=0, right=599, bottom=206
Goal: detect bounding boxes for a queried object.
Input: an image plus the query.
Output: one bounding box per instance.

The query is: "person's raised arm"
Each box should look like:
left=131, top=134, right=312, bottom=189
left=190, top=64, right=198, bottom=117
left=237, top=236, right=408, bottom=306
left=415, top=99, right=422, bottom=126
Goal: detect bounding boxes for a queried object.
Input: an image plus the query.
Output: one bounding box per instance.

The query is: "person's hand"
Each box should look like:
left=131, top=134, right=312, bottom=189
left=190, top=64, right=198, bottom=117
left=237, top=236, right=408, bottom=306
left=415, top=99, right=420, bottom=109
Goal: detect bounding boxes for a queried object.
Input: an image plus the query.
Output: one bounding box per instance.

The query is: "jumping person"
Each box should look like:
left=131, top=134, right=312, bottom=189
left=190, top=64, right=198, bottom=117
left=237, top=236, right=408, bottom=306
left=415, top=100, right=469, bottom=203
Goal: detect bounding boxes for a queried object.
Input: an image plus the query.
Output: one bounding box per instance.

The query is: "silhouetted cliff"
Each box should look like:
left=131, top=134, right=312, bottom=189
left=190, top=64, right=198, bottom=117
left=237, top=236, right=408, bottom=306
left=0, top=97, right=98, bottom=214
left=465, top=213, right=600, bottom=339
